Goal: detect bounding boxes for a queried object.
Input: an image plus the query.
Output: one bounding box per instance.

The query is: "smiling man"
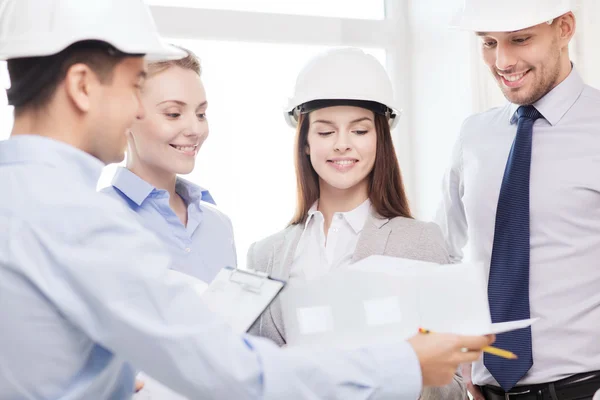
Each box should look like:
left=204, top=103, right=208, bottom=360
left=436, top=0, right=600, bottom=399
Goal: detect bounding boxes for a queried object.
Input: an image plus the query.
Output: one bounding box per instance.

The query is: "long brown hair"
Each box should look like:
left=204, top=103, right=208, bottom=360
left=290, top=111, right=412, bottom=225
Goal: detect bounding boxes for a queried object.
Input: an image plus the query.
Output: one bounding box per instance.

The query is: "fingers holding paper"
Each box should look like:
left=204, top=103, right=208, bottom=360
left=408, top=333, right=495, bottom=387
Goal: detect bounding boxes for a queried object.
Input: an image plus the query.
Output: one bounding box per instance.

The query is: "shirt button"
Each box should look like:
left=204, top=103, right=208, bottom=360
left=185, top=247, right=191, bottom=253
left=336, top=214, right=343, bottom=219
left=332, top=228, right=339, bottom=233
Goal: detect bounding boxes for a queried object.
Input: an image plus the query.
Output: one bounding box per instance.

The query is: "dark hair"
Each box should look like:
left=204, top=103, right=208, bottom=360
left=147, top=45, right=201, bottom=77
left=7, top=40, right=137, bottom=115
left=290, top=110, right=412, bottom=225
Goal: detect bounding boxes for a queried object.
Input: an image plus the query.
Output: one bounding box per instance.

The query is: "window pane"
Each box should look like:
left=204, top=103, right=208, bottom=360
left=145, top=0, right=384, bottom=20
left=100, top=41, right=385, bottom=269
left=0, top=62, right=13, bottom=142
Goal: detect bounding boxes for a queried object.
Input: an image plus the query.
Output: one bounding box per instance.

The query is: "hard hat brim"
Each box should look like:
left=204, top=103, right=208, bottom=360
left=449, top=5, right=572, bottom=32
left=0, top=35, right=186, bottom=61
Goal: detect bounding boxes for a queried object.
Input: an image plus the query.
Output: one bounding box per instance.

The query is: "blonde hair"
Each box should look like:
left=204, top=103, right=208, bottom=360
left=147, top=45, right=201, bottom=77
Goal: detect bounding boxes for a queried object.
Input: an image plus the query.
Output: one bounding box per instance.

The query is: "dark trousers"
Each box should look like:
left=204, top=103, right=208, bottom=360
left=481, top=371, right=600, bottom=400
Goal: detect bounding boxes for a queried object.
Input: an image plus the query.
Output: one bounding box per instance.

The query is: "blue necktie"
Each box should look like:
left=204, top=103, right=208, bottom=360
left=484, top=105, right=543, bottom=391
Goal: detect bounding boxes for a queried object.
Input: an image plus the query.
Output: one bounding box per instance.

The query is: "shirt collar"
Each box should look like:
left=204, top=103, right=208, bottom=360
left=305, top=199, right=371, bottom=234
left=111, top=167, right=215, bottom=207
left=175, top=176, right=216, bottom=206
left=509, top=65, right=584, bottom=126
left=111, top=167, right=155, bottom=206
left=343, top=199, right=371, bottom=234
left=0, top=135, right=104, bottom=189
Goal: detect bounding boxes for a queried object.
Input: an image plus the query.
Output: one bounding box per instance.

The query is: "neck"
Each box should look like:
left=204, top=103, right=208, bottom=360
left=317, top=179, right=369, bottom=230
left=11, top=108, right=87, bottom=152
left=127, top=161, right=178, bottom=202
left=554, top=56, right=573, bottom=90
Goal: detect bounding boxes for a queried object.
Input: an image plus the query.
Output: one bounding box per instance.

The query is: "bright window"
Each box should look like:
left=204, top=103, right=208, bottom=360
left=145, top=0, right=385, bottom=20
left=0, top=62, right=12, bottom=141
left=99, top=40, right=385, bottom=268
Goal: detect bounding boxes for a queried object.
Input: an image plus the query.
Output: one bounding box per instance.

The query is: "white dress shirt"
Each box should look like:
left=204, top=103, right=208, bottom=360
left=436, top=67, right=600, bottom=386
left=0, top=136, right=422, bottom=399
left=290, top=199, right=371, bottom=282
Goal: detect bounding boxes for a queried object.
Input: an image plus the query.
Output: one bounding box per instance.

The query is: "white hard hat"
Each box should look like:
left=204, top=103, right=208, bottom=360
left=450, top=0, right=572, bottom=32
left=284, top=47, right=402, bottom=129
left=0, top=0, right=185, bottom=61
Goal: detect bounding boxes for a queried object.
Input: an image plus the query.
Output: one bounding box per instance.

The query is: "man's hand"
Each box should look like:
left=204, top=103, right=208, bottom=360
left=461, top=363, right=485, bottom=400
left=408, top=333, right=494, bottom=387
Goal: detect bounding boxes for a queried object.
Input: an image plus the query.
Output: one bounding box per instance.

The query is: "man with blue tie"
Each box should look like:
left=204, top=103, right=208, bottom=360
left=0, top=0, right=496, bottom=399
left=436, top=0, right=600, bottom=399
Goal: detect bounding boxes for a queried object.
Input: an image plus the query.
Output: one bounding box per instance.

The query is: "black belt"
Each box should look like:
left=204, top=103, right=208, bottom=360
left=482, top=371, right=600, bottom=400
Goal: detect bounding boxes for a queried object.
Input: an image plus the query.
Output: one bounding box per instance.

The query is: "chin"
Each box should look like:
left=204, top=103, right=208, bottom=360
left=172, top=163, right=195, bottom=176
left=324, top=180, right=360, bottom=191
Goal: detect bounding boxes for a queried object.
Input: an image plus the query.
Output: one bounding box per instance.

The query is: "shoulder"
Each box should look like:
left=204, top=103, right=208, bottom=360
left=199, top=201, right=233, bottom=228
left=579, top=83, right=600, bottom=105
left=250, top=225, right=298, bottom=255
left=459, top=103, right=511, bottom=138
left=99, top=184, right=119, bottom=198
left=385, top=217, right=449, bottom=264
left=99, top=185, right=137, bottom=209
left=247, top=225, right=299, bottom=270
left=25, top=184, right=150, bottom=245
left=386, top=217, right=442, bottom=240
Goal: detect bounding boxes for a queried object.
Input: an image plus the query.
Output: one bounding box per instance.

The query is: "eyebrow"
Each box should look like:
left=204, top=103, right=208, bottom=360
left=311, top=117, right=373, bottom=125
left=476, top=29, right=532, bottom=36
left=138, top=71, right=148, bottom=79
left=157, top=100, right=208, bottom=109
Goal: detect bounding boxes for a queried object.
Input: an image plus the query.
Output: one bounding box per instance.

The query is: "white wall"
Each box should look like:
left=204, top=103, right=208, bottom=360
left=404, top=0, right=596, bottom=222
left=571, top=0, right=600, bottom=88
left=404, top=0, right=482, bottom=220
left=1, top=0, right=599, bottom=228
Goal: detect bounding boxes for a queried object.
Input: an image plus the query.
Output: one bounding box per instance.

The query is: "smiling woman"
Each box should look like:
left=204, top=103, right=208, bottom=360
left=245, top=48, right=465, bottom=400
left=101, top=46, right=237, bottom=284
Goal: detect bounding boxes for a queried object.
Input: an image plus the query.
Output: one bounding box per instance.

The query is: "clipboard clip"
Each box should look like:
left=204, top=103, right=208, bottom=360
left=229, top=268, right=268, bottom=294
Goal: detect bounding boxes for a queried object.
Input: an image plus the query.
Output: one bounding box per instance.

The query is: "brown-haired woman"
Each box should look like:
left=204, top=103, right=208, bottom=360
left=247, top=48, right=463, bottom=400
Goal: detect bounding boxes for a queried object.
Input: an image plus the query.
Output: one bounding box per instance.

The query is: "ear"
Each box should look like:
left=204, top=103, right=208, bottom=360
left=63, top=64, right=98, bottom=113
left=304, top=144, right=310, bottom=155
left=557, top=12, right=576, bottom=45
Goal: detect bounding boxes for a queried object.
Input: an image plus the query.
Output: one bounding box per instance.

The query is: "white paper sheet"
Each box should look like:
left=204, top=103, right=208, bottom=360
left=489, top=318, right=539, bottom=334
left=280, top=255, right=537, bottom=350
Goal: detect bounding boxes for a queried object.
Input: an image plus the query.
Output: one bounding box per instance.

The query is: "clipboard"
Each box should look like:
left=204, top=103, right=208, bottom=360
left=201, top=266, right=286, bottom=334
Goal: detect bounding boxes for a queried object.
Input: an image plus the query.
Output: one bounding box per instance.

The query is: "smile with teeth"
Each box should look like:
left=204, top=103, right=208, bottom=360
left=329, top=160, right=357, bottom=165
left=499, top=70, right=529, bottom=82
left=170, top=144, right=198, bottom=152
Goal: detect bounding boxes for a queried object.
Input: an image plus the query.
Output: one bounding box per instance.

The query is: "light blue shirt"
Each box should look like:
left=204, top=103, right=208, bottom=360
left=102, top=167, right=236, bottom=283
left=0, top=134, right=422, bottom=399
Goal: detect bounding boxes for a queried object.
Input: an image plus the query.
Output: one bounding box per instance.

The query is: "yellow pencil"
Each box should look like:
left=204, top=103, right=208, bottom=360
left=482, top=345, right=517, bottom=359
left=418, top=328, right=518, bottom=360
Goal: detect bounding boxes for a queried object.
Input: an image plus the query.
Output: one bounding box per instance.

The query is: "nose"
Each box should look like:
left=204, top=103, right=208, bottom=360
left=182, top=114, right=208, bottom=140
left=495, top=42, right=517, bottom=72
left=333, top=131, right=351, bottom=152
